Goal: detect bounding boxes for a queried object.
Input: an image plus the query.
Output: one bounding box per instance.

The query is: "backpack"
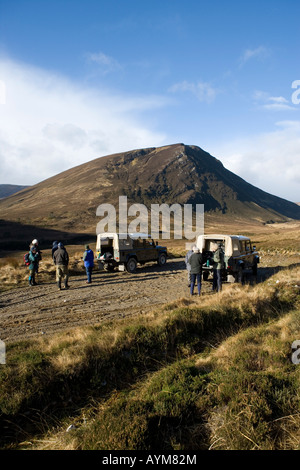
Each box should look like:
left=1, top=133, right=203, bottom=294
left=24, top=252, right=30, bottom=266
left=213, top=248, right=224, bottom=267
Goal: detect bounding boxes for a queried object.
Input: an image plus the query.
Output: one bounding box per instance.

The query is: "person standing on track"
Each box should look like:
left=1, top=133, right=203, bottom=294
left=28, top=246, right=39, bottom=286
left=30, top=238, right=42, bottom=284
left=212, top=243, right=225, bottom=292
left=188, top=246, right=203, bottom=296
left=83, top=244, right=94, bottom=284
left=53, top=242, right=70, bottom=290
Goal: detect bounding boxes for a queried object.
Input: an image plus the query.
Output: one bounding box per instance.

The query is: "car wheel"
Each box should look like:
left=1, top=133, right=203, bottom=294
left=126, top=257, right=137, bottom=273
left=158, top=252, right=167, bottom=266
left=252, top=262, right=258, bottom=276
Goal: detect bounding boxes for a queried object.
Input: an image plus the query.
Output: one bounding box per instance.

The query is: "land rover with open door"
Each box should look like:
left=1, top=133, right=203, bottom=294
left=96, top=232, right=168, bottom=273
left=196, top=234, right=259, bottom=283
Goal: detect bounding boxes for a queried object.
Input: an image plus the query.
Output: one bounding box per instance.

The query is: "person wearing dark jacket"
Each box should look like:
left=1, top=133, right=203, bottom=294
left=188, top=246, right=202, bottom=296
left=53, top=242, right=69, bottom=290
left=83, top=245, right=94, bottom=283
left=212, top=243, right=225, bottom=292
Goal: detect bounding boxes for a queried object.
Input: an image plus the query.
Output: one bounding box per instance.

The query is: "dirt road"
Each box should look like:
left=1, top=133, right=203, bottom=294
left=1, top=252, right=286, bottom=344
left=0, top=258, right=216, bottom=343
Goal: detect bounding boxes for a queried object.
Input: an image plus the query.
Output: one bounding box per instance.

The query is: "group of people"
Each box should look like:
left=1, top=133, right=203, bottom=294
left=185, top=243, right=224, bottom=296
left=27, top=239, right=95, bottom=289
left=27, top=237, right=224, bottom=295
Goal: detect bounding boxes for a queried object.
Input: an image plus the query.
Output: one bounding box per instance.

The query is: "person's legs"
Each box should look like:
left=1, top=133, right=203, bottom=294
left=63, top=266, right=69, bottom=289
left=29, top=269, right=35, bottom=286
left=86, top=266, right=92, bottom=283
left=56, top=266, right=62, bottom=289
left=212, top=269, right=217, bottom=291
left=217, top=269, right=222, bottom=292
left=34, top=265, right=39, bottom=284
left=190, top=274, right=196, bottom=295
left=197, top=273, right=201, bottom=295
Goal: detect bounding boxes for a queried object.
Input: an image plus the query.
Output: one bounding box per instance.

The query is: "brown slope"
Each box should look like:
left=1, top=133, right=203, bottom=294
left=0, top=143, right=299, bottom=239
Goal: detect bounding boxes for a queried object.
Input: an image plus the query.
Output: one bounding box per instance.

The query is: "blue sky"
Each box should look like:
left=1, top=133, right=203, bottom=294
left=0, top=0, right=299, bottom=201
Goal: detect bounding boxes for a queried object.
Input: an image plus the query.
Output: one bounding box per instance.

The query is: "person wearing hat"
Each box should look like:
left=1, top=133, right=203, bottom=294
left=212, top=242, right=225, bottom=292
left=188, top=246, right=203, bottom=296
left=53, top=242, right=70, bottom=290
left=83, top=244, right=94, bottom=284
left=52, top=241, right=59, bottom=259
left=28, top=245, right=39, bottom=286
left=29, top=238, right=42, bottom=283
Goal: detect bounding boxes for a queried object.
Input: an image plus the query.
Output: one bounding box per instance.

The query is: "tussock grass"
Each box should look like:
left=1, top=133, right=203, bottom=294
left=0, top=267, right=300, bottom=450
left=0, top=250, right=87, bottom=291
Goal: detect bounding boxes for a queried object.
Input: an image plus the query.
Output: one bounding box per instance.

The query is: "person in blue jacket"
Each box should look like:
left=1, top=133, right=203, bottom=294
left=28, top=246, right=39, bottom=286
left=83, top=244, right=94, bottom=284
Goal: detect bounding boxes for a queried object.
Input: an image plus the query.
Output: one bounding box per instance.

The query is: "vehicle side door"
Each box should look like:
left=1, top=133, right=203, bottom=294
left=143, top=239, right=158, bottom=261
left=244, top=239, right=254, bottom=268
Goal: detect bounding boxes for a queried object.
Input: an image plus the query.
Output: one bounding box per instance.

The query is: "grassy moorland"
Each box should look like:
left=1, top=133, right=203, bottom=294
left=0, top=221, right=299, bottom=450
left=0, top=263, right=299, bottom=450
left=0, top=247, right=86, bottom=291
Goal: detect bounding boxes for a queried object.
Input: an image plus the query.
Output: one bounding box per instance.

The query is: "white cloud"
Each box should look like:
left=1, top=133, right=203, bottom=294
left=239, top=46, right=270, bottom=66
left=263, top=102, right=296, bottom=111
left=253, top=90, right=297, bottom=111
left=169, top=80, right=219, bottom=103
left=85, top=51, right=122, bottom=74
left=211, top=121, right=300, bottom=202
left=0, top=57, right=168, bottom=185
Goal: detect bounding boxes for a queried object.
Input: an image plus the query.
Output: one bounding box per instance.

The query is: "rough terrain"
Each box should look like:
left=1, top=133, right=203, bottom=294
left=0, top=252, right=296, bottom=344
left=0, top=259, right=199, bottom=343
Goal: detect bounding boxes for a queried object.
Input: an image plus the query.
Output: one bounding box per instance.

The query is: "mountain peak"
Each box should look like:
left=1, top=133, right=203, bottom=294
left=0, top=144, right=299, bottom=238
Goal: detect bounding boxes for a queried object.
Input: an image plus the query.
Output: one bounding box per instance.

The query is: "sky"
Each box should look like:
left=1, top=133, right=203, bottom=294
left=0, top=0, right=299, bottom=202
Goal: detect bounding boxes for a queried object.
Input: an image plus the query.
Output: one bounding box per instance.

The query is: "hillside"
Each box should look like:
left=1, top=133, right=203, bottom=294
left=0, top=184, right=29, bottom=199
left=0, top=144, right=299, bottom=246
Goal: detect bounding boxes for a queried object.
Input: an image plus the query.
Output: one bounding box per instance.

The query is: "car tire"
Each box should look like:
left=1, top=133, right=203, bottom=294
left=158, top=252, right=167, bottom=266
left=252, top=262, right=258, bottom=276
left=126, top=257, right=137, bottom=273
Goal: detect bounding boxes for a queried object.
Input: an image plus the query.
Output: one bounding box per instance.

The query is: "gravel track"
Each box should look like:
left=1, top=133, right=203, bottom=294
left=0, top=258, right=213, bottom=343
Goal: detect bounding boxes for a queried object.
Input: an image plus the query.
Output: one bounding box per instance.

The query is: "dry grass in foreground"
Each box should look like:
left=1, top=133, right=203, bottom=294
left=0, top=249, right=88, bottom=290
left=0, top=265, right=299, bottom=450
